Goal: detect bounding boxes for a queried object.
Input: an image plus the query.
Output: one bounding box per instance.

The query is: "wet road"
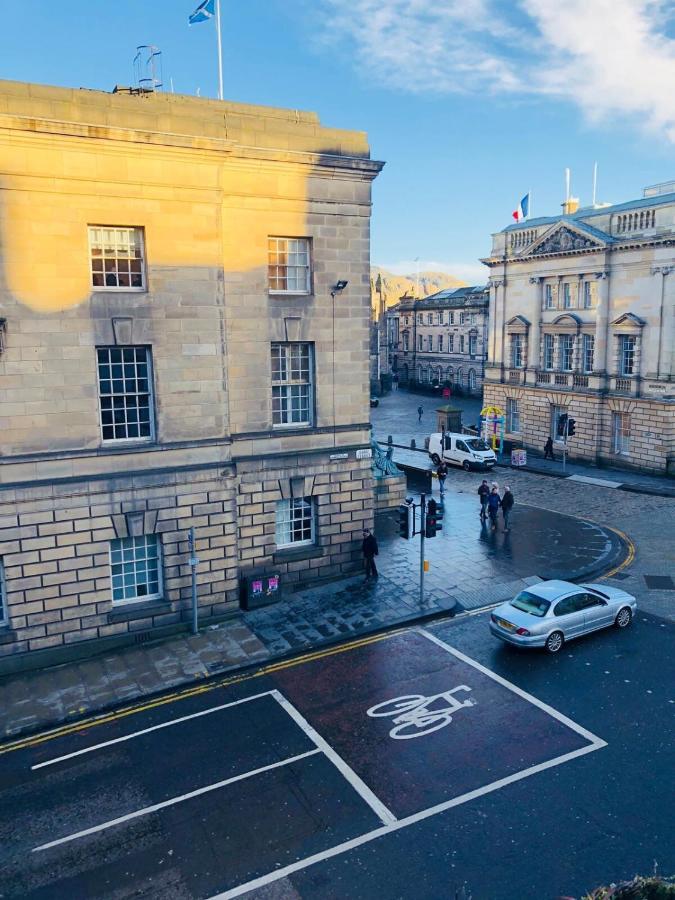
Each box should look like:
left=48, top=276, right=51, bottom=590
left=0, top=610, right=672, bottom=899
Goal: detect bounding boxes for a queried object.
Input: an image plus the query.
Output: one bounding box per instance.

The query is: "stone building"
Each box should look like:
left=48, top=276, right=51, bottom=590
left=386, top=286, right=489, bottom=396
left=0, top=79, right=383, bottom=671
left=482, top=184, right=675, bottom=473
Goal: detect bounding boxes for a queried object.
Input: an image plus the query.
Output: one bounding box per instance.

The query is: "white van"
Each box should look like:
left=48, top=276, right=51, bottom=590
left=428, top=432, right=496, bottom=471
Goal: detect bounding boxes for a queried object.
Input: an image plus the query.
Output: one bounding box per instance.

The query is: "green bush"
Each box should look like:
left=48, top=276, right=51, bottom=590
left=582, top=875, right=675, bottom=899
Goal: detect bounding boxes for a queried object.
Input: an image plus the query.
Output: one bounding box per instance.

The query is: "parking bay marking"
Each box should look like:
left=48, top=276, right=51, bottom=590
left=207, top=628, right=608, bottom=900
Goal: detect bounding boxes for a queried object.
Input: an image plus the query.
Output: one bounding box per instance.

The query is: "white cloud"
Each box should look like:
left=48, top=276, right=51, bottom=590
left=317, top=0, right=675, bottom=141
left=378, top=259, right=488, bottom=284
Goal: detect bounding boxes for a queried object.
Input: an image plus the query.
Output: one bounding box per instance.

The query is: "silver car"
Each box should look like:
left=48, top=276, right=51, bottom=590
left=490, top=579, right=637, bottom=654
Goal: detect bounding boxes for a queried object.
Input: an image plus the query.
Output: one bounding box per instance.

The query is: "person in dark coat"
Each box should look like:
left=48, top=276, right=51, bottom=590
left=362, top=528, right=379, bottom=580
left=417, top=405, right=424, bottom=423
left=544, top=436, right=555, bottom=460
left=501, top=486, right=514, bottom=531
left=478, top=479, right=490, bottom=520
left=487, top=487, right=501, bottom=530
left=436, top=461, right=448, bottom=496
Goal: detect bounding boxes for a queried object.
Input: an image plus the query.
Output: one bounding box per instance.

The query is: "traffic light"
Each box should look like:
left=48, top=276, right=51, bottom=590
left=398, top=502, right=413, bottom=539
left=567, top=418, right=576, bottom=437
left=556, top=413, right=568, bottom=438
left=425, top=498, right=444, bottom=538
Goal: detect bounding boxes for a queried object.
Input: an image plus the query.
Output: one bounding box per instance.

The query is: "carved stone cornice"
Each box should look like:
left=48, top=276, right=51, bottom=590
left=595, top=271, right=609, bottom=280
left=491, top=279, right=505, bottom=288
left=651, top=265, right=673, bottom=276
left=529, top=276, right=542, bottom=284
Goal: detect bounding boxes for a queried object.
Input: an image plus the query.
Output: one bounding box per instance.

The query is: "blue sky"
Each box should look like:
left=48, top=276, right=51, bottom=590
left=2, top=0, right=675, bottom=283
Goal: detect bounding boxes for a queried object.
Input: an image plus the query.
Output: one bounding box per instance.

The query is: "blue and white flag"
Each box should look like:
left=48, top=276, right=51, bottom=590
left=189, top=0, right=215, bottom=25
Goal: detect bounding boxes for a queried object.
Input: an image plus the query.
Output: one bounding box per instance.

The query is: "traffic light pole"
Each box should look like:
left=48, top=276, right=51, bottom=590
left=419, top=493, right=426, bottom=607
left=562, top=417, right=569, bottom=473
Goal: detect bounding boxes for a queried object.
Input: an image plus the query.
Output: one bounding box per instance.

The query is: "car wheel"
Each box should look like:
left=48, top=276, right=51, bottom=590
left=462, top=461, right=471, bottom=471
left=545, top=631, right=564, bottom=654
left=431, top=453, right=441, bottom=465
left=615, top=607, right=632, bottom=629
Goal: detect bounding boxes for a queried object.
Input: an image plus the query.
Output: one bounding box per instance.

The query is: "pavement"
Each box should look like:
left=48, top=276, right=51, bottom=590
left=2, top=613, right=673, bottom=899
left=0, top=484, right=626, bottom=742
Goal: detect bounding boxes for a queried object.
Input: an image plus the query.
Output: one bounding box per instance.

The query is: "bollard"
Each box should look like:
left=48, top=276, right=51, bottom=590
left=411, top=439, right=416, bottom=449
left=387, top=434, right=393, bottom=444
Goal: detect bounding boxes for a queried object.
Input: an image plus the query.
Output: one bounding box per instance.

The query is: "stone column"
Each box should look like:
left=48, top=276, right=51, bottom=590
left=652, top=266, right=673, bottom=379
left=528, top=277, right=542, bottom=380
left=594, top=271, right=610, bottom=376
left=487, top=281, right=498, bottom=364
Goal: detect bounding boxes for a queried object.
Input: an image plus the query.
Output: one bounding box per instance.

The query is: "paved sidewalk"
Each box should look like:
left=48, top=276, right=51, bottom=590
left=0, top=488, right=625, bottom=742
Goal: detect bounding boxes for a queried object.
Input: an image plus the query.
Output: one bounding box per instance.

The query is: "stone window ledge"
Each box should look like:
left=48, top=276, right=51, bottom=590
left=0, top=628, right=17, bottom=646
left=273, top=545, right=324, bottom=565
left=108, top=599, right=168, bottom=623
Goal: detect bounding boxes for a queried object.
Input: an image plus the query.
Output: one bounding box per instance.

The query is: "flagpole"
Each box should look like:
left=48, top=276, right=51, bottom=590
left=215, top=0, right=224, bottom=100
left=528, top=187, right=532, bottom=220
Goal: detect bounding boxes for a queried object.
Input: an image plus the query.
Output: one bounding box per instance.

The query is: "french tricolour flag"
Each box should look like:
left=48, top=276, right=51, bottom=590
left=512, top=193, right=530, bottom=222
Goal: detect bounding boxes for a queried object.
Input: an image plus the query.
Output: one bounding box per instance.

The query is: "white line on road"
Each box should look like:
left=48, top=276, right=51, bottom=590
left=419, top=629, right=607, bottom=747
left=32, top=691, right=276, bottom=771
left=32, top=748, right=321, bottom=853
left=271, top=690, right=397, bottom=826
left=207, top=743, right=602, bottom=900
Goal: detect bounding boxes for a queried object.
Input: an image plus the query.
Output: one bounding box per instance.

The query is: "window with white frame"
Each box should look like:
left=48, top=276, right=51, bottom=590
left=543, top=334, right=554, bottom=369
left=506, top=398, right=520, bottom=432
left=468, top=369, right=477, bottom=391
left=271, top=343, right=313, bottom=426
left=438, top=334, right=443, bottom=352
left=619, top=335, right=636, bottom=376
left=438, top=311, right=444, bottom=324
left=402, top=332, right=409, bottom=351
left=427, top=335, right=433, bottom=351
left=97, top=346, right=154, bottom=443
left=551, top=405, right=567, bottom=440
left=583, top=281, right=592, bottom=308
left=268, top=237, right=311, bottom=293
left=563, top=283, right=571, bottom=308
left=613, top=412, right=630, bottom=455
left=89, top=226, right=145, bottom=290
left=0, top=558, right=6, bottom=626
left=455, top=368, right=463, bottom=386
left=418, top=314, right=423, bottom=324
left=448, top=334, right=454, bottom=352
left=110, top=535, right=162, bottom=604
left=427, top=313, right=433, bottom=325
left=459, top=312, right=466, bottom=325
left=560, top=334, right=574, bottom=371
left=582, top=334, right=595, bottom=373
left=449, top=312, right=454, bottom=325
left=510, top=334, right=524, bottom=368
left=460, top=335, right=465, bottom=354
left=469, top=334, right=477, bottom=356
left=544, top=284, right=554, bottom=309
left=275, top=497, right=315, bottom=547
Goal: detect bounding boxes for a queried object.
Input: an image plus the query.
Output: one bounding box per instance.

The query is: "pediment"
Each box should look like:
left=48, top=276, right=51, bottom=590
left=506, top=315, right=530, bottom=333
left=611, top=312, right=645, bottom=330
left=527, top=223, right=607, bottom=257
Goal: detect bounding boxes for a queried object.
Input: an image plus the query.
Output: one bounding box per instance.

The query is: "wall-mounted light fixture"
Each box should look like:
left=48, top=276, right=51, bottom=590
left=331, top=280, right=348, bottom=298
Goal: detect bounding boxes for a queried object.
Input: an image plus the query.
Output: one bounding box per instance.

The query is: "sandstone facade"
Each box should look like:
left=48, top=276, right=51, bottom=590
left=0, top=80, right=383, bottom=671
left=482, top=190, right=675, bottom=473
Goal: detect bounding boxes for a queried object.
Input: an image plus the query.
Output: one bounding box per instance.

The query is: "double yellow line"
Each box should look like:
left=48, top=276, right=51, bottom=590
left=0, top=630, right=398, bottom=756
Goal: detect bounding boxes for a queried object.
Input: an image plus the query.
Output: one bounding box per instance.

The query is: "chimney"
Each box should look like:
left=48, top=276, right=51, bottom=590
left=562, top=197, right=580, bottom=215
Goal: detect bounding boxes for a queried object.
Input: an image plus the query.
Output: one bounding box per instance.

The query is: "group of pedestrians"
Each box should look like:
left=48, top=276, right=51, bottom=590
left=477, top=479, right=514, bottom=531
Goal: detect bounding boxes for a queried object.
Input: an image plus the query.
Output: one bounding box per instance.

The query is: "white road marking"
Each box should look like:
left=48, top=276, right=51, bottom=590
left=567, top=474, right=622, bottom=488
left=271, top=690, right=396, bottom=825
left=207, top=743, right=602, bottom=900
left=32, top=748, right=321, bottom=853
left=420, top=629, right=607, bottom=747
left=32, top=691, right=276, bottom=770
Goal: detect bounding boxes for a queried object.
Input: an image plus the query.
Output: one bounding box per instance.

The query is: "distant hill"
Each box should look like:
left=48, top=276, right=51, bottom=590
left=370, top=267, right=466, bottom=316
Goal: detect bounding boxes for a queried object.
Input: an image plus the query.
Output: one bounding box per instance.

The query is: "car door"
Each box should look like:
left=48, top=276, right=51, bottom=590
left=552, top=593, right=587, bottom=638
left=444, top=435, right=460, bottom=466
left=455, top=438, right=470, bottom=466
left=580, top=592, right=614, bottom=630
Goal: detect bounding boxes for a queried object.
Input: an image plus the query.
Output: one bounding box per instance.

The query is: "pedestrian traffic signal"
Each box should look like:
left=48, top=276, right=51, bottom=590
left=398, top=502, right=413, bottom=539
left=556, top=413, right=568, bottom=438
left=425, top=498, right=443, bottom=538
left=567, top=418, right=576, bottom=437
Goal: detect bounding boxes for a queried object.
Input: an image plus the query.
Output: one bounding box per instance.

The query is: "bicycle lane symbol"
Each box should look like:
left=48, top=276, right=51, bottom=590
left=366, top=686, right=475, bottom=740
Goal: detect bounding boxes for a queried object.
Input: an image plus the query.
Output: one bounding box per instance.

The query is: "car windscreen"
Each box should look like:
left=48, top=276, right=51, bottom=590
left=510, top=591, right=551, bottom=617
left=465, top=439, right=490, bottom=452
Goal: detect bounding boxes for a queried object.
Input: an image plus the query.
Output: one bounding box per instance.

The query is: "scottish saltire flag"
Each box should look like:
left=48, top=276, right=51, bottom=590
left=189, top=0, right=215, bottom=24
left=512, top=193, right=530, bottom=222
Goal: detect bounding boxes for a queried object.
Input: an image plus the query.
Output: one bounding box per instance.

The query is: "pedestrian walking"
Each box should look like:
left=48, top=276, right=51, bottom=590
left=544, top=436, right=555, bottom=460
left=393, top=374, right=399, bottom=391
left=487, top=486, right=501, bottom=531
left=477, top=479, right=490, bottom=520
left=501, top=486, right=514, bottom=531
left=436, top=461, right=448, bottom=496
left=362, top=528, right=379, bottom=580
left=417, top=405, right=424, bottom=423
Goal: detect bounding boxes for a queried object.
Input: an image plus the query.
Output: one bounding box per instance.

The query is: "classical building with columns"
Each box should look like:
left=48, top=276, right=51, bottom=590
left=482, top=183, right=675, bottom=474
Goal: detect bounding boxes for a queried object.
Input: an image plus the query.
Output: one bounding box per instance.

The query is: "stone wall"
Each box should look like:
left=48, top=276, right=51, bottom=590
left=373, top=474, right=408, bottom=512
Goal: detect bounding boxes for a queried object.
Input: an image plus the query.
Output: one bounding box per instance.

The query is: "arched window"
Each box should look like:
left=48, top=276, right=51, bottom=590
left=468, top=369, right=477, bottom=391
left=455, top=368, right=463, bottom=386
left=446, top=366, right=453, bottom=382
